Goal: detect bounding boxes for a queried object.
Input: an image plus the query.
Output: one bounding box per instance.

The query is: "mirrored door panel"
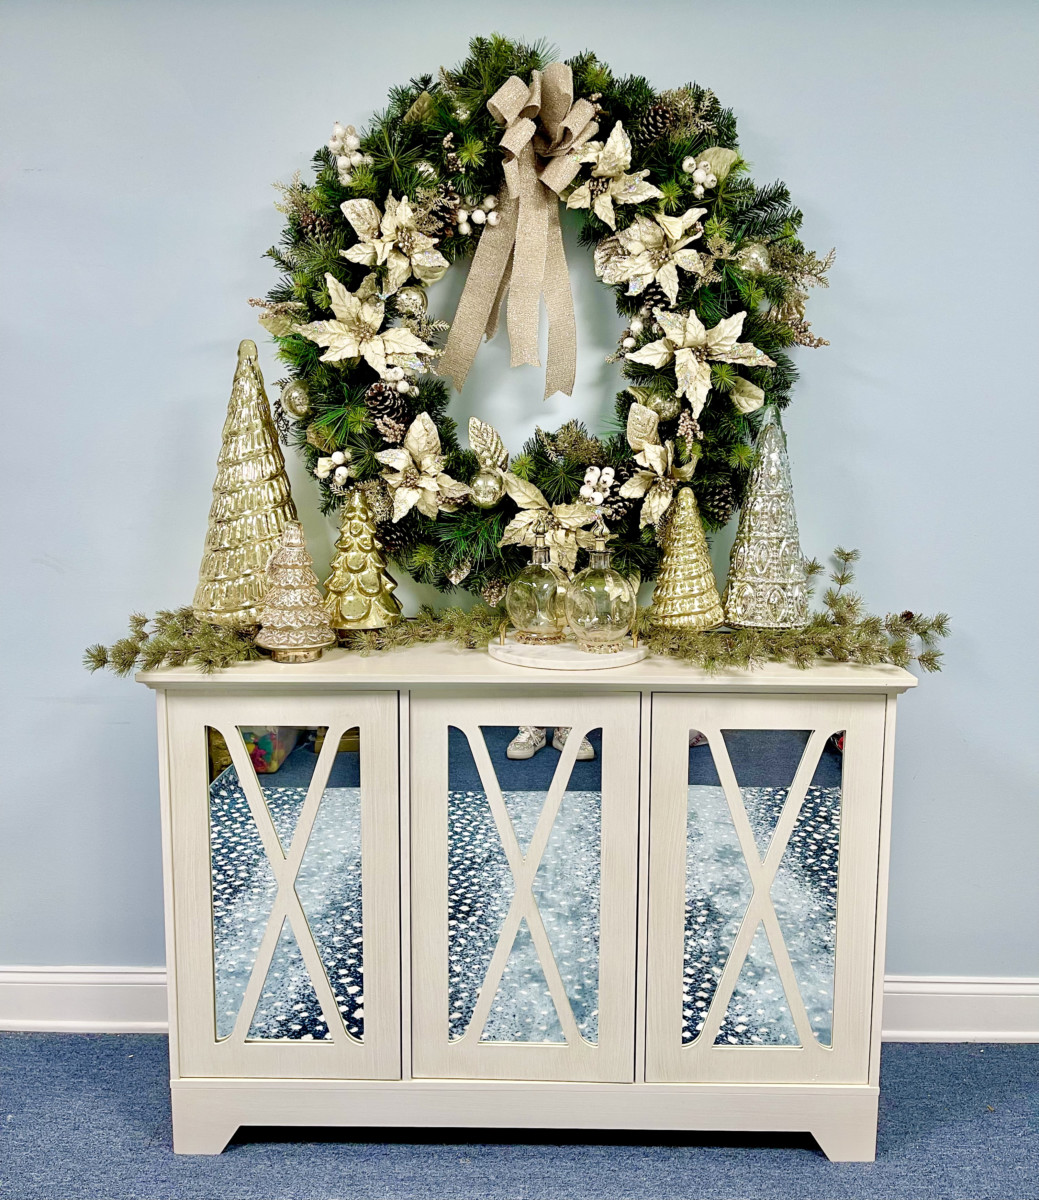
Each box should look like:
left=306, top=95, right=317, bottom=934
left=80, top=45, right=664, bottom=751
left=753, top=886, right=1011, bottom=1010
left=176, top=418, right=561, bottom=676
left=412, top=696, right=638, bottom=1083
left=169, top=694, right=398, bottom=1079
left=647, top=694, right=885, bottom=1084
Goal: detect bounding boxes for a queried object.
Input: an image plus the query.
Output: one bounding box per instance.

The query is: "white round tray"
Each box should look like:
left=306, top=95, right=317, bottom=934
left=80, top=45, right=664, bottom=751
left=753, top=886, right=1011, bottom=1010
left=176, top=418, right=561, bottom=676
left=487, top=635, right=648, bottom=671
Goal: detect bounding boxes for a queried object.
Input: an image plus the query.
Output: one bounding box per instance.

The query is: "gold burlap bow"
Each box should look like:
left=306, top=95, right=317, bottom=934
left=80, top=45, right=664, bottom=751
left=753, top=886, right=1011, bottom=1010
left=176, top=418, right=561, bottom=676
left=438, top=62, right=598, bottom=399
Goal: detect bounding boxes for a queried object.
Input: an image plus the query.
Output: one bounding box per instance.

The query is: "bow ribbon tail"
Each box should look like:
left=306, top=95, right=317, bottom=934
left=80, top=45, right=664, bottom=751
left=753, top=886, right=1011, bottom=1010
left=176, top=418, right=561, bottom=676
left=506, top=142, right=548, bottom=370
left=542, top=200, right=576, bottom=398
left=438, top=191, right=520, bottom=392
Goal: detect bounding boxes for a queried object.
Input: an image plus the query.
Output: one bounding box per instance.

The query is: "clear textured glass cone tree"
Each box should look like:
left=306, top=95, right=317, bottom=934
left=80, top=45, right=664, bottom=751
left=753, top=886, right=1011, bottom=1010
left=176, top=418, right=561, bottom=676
left=724, top=407, right=809, bottom=629
left=649, top=487, right=724, bottom=630
left=193, top=340, right=298, bottom=626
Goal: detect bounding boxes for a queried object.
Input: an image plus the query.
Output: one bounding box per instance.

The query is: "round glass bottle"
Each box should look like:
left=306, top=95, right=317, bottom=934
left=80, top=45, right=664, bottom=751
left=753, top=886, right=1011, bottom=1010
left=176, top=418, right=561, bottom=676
left=504, top=524, right=568, bottom=644
left=565, top=522, right=636, bottom=653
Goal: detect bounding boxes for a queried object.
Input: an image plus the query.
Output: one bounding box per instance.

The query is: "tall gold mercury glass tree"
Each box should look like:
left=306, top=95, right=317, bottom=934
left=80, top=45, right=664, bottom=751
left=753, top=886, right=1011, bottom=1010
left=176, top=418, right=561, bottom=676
left=193, top=340, right=298, bottom=625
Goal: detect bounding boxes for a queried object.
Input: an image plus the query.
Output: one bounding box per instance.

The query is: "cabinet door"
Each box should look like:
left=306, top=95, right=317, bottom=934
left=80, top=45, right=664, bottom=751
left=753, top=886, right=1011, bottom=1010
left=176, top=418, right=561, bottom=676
left=167, top=691, right=399, bottom=1079
left=411, top=693, right=640, bottom=1082
left=646, top=692, right=885, bottom=1084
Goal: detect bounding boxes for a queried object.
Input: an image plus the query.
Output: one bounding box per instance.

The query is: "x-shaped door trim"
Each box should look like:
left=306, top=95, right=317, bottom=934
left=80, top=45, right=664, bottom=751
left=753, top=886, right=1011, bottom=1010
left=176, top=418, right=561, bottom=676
left=216, top=722, right=353, bottom=1045
left=691, top=726, right=834, bottom=1051
left=454, top=721, right=590, bottom=1046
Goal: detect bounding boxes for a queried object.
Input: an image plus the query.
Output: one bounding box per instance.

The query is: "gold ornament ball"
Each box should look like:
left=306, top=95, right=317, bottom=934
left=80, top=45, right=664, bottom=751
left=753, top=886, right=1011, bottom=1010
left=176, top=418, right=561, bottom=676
left=396, top=285, right=428, bottom=316
left=739, top=242, right=771, bottom=276
left=642, top=392, right=682, bottom=421
left=280, top=380, right=310, bottom=420
left=470, top=467, right=506, bottom=508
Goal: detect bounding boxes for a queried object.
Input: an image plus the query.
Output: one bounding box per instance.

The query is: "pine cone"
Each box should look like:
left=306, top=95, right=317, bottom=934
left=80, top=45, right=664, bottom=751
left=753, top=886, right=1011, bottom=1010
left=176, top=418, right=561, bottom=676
left=296, top=207, right=334, bottom=239
left=695, top=479, right=738, bottom=527
left=364, top=381, right=407, bottom=424
left=637, top=280, right=673, bottom=314
left=634, top=102, right=678, bottom=146
left=374, top=518, right=411, bottom=557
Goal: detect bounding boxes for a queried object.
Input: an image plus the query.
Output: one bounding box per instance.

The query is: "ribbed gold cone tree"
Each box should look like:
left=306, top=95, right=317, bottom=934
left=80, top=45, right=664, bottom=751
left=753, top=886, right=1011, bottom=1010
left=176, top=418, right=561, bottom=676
left=193, top=340, right=298, bottom=625
left=649, top=486, right=724, bottom=630
left=724, top=406, right=809, bottom=628
left=324, top=489, right=402, bottom=630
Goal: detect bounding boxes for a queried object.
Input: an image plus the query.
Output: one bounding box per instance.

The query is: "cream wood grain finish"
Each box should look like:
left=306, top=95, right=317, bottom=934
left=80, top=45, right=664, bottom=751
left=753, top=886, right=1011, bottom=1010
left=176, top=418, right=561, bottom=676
left=155, top=692, right=182, bottom=1076
left=165, top=692, right=400, bottom=1080
left=398, top=691, right=413, bottom=1080
left=168, top=1077, right=878, bottom=1160
left=138, top=643, right=917, bottom=695
left=645, top=693, right=887, bottom=1085
left=869, top=697, right=898, bottom=1082
left=410, top=693, right=640, bottom=1083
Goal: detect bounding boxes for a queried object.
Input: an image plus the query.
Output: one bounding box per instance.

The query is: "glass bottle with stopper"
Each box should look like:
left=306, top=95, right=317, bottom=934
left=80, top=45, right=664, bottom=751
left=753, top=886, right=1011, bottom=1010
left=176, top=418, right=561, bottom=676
left=504, top=516, right=568, bottom=644
left=564, top=518, right=637, bottom=653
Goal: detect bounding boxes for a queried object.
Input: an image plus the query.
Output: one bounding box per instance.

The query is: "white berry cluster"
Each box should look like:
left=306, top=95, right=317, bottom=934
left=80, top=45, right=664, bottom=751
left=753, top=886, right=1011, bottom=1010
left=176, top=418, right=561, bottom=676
left=619, top=314, right=646, bottom=351
left=384, top=365, right=419, bottom=397
left=316, top=448, right=355, bottom=492
left=681, top=155, right=719, bottom=200
left=579, top=464, right=615, bottom=507
left=328, top=123, right=371, bottom=186
left=456, top=195, right=499, bottom=237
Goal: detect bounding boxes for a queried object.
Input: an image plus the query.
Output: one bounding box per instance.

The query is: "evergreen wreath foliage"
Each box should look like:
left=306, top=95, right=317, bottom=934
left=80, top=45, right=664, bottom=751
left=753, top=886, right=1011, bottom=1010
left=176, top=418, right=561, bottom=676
left=258, top=34, right=833, bottom=598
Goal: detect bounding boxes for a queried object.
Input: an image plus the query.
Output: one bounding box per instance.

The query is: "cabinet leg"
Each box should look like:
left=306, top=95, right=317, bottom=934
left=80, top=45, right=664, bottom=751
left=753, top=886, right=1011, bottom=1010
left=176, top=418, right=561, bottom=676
left=171, top=1091, right=238, bottom=1155
left=811, top=1117, right=877, bottom=1162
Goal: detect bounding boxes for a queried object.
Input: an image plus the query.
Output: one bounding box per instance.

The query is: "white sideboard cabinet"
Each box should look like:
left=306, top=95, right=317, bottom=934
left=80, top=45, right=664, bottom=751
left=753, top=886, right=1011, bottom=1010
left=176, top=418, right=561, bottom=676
left=139, top=644, right=915, bottom=1160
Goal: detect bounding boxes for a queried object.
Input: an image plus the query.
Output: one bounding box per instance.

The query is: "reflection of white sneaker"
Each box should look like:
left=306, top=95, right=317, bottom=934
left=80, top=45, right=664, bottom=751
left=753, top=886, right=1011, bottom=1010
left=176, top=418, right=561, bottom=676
left=552, top=727, right=595, bottom=760
left=507, top=726, right=547, bottom=759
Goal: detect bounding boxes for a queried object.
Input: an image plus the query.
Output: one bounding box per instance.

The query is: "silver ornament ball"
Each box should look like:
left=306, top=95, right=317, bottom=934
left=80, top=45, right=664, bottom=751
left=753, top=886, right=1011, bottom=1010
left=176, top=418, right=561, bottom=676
left=739, top=242, right=772, bottom=276
left=280, top=380, right=310, bottom=420
left=470, top=467, right=506, bottom=509
left=396, top=285, right=428, bottom=316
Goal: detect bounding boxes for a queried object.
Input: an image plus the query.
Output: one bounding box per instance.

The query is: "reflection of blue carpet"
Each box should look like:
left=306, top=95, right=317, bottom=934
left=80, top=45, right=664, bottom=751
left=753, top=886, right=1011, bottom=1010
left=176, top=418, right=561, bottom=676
left=449, top=726, right=604, bottom=792
left=262, top=730, right=839, bottom=792
left=265, top=744, right=360, bottom=789
left=690, top=730, right=843, bottom=788
left=4, top=1035, right=1036, bottom=1198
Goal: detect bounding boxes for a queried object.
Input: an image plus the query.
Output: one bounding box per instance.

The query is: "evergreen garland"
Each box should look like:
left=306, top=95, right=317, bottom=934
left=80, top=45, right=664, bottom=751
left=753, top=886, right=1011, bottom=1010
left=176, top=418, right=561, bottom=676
left=257, top=35, right=834, bottom=597
left=86, top=551, right=947, bottom=677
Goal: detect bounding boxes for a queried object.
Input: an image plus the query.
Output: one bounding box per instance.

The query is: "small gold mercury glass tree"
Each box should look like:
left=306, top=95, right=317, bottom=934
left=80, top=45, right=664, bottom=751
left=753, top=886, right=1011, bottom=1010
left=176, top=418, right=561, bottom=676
left=323, top=489, right=403, bottom=631
left=255, top=522, right=336, bottom=663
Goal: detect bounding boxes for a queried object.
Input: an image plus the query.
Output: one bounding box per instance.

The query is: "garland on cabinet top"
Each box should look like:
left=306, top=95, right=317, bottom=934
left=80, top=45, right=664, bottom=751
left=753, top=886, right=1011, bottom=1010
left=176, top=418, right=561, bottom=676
left=254, top=35, right=835, bottom=602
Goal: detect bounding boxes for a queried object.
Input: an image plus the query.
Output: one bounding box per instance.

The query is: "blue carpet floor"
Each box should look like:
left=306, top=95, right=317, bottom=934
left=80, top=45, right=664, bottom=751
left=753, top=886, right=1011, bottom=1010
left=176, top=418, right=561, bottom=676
left=2, top=1036, right=1036, bottom=1199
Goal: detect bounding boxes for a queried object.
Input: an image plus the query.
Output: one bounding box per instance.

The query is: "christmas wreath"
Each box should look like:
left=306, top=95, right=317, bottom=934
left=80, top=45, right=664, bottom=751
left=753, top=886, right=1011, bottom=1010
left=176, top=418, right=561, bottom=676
left=255, top=35, right=834, bottom=602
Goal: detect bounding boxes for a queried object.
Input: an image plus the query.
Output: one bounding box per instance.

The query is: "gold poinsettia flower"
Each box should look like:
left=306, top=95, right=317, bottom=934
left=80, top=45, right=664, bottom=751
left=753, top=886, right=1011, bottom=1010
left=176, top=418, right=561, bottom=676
left=617, top=403, right=697, bottom=527
left=296, top=272, right=436, bottom=379
left=340, top=193, right=450, bottom=295
left=498, top=473, right=598, bottom=573
left=375, top=412, right=470, bottom=522
left=595, top=207, right=707, bottom=306
left=565, top=121, right=663, bottom=231
left=626, top=309, right=775, bottom=418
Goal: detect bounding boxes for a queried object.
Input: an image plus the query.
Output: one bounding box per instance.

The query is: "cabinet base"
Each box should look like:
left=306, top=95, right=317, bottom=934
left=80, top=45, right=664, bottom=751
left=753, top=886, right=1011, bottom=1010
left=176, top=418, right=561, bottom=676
left=170, top=1078, right=879, bottom=1162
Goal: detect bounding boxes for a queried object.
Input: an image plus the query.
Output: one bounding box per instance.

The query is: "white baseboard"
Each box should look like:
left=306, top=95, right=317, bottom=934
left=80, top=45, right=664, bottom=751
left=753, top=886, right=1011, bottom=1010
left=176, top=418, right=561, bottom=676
left=1, top=967, right=1037, bottom=1041
left=881, top=975, right=1039, bottom=1042
left=0, top=967, right=168, bottom=1033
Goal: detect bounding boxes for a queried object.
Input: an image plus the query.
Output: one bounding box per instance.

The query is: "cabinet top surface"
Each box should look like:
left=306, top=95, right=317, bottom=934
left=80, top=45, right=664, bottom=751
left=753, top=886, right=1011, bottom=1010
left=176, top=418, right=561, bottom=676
left=137, top=642, right=917, bottom=694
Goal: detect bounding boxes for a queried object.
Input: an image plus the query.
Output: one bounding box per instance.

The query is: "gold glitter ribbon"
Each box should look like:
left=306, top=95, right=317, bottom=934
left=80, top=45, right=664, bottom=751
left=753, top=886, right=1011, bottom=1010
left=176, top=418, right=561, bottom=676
left=439, top=63, right=598, bottom=399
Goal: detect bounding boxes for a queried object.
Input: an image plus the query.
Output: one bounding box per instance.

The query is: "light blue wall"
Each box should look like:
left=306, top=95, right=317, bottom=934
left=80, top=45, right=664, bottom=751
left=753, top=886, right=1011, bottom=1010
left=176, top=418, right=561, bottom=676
left=2, top=1, right=1037, bottom=976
